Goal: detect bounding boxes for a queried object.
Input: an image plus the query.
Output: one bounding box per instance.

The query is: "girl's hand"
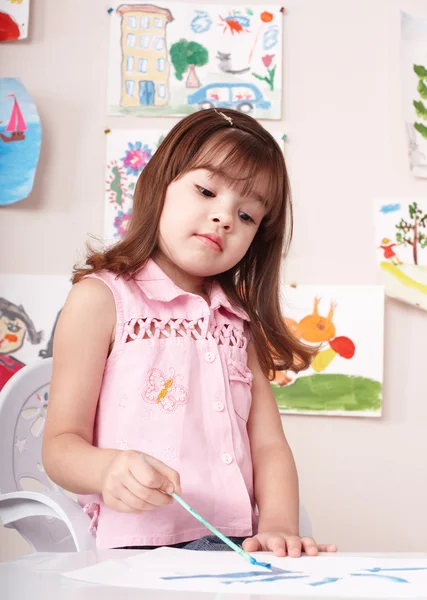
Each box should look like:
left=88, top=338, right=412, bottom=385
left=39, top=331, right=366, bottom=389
left=243, top=533, right=337, bottom=557
left=101, top=450, right=181, bottom=513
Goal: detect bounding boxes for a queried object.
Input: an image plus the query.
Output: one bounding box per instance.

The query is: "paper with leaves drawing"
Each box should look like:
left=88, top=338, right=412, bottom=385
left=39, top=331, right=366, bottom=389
left=401, top=12, right=427, bottom=178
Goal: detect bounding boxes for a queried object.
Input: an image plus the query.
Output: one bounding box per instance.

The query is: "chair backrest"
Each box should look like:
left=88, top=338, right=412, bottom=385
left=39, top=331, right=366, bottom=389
left=0, top=359, right=96, bottom=552
left=0, top=358, right=65, bottom=497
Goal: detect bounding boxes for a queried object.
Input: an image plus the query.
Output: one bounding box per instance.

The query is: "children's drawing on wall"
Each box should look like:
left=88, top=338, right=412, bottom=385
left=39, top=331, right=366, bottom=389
left=0, top=0, right=30, bottom=41
left=107, top=3, right=282, bottom=119
left=272, top=286, right=384, bottom=417
left=0, top=275, right=70, bottom=390
left=105, top=128, right=168, bottom=241
left=400, top=12, right=427, bottom=178
left=0, top=297, right=41, bottom=390
left=0, top=78, right=41, bottom=205
left=374, top=199, right=427, bottom=310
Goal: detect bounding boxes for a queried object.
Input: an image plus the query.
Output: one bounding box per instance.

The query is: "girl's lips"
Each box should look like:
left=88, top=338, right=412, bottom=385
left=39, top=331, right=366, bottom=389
left=194, top=234, right=222, bottom=252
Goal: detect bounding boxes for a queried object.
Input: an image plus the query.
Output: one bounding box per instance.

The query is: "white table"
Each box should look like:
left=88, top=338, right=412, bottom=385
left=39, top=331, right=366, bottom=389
left=1, top=551, right=426, bottom=600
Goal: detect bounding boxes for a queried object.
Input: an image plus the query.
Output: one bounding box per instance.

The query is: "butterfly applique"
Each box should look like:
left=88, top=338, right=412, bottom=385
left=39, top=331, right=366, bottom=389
left=142, top=368, right=189, bottom=414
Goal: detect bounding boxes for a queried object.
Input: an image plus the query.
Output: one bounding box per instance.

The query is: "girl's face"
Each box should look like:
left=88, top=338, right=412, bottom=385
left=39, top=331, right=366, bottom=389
left=157, top=168, right=267, bottom=278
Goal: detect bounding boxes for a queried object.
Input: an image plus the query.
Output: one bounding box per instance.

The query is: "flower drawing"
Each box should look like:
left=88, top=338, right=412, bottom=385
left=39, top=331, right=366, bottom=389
left=121, top=142, right=153, bottom=176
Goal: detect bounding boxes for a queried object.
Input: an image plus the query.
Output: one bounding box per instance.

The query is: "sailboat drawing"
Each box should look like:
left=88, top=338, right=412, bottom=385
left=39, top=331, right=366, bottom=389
left=0, top=94, right=27, bottom=142
left=0, top=78, right=41, bottom=205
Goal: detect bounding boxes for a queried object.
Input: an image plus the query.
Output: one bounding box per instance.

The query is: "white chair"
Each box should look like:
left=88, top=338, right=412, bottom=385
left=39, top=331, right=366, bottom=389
left=0, top=358, right=95, bottom=552
left=0, top=358, right=312, bottom=553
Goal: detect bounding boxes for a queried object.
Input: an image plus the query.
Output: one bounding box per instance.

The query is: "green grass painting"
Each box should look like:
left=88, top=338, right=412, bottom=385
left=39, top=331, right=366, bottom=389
left=272, top=374, right=382, bottom=415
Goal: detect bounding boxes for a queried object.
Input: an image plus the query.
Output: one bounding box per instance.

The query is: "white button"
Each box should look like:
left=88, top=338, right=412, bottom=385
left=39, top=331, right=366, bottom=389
left=205, top=351, right=216, bottom=363
left=214, top=401, right=224, bottom=412
left=222, top=453, right=233, bottom=465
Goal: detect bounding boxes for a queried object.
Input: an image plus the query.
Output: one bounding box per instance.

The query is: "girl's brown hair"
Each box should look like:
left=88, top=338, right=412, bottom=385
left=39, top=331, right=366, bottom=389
left=73, top=108, right=314, bottom=378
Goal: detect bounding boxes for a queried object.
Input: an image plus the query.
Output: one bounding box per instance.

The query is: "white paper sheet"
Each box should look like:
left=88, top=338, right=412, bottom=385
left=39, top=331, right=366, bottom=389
left=104, top=128, right=168, bottom=242
left=374, top=198, right=427, bottom=311
left=401, top=12, right=427, bottom=178
left=0, top=0, right=30, bottom=41
left=273, top=285, right=384, bottom=417
left=63, top=548, right=427, bottom=597
left=0, top=274, right=70, bottom=391
left=107, top=3, right=283, bottom=119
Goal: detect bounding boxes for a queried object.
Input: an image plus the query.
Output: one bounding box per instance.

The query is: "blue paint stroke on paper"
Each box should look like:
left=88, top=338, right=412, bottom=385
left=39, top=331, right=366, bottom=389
left=263, top=26, right=279, bottom=50
left=191, top=10, right=212, bottom=33
left=225, top=15, right=251, bottom=28
left=309, top=577, right=342, bottom=587
left=363, top=567, right=427, bottom=573
left=222, top=575, right=307, bottom=585
left=351, top=573, right=409, bottom=584
left=380, top=203, right=401, bottom=214
left=162, top=567, right=301, bottom=582
left=162, top=563, right=427, bottom=588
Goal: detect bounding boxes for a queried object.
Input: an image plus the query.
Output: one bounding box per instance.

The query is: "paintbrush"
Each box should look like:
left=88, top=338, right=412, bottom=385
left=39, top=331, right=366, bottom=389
left=171, top=492, right=272, bottom=570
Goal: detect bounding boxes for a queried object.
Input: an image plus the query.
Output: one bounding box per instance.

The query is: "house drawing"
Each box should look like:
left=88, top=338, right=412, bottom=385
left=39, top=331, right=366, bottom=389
left=117, top=4, right=173, bottom=107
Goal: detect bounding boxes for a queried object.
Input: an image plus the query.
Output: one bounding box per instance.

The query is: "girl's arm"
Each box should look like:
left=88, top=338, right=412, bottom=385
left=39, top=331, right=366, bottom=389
left=42, top=279, right=180, bottom=509
left=246, top=342, right=299, bottom=535
left=42, top=278, right=118, bottom=495
left=244, top=342, right=337, bottom=557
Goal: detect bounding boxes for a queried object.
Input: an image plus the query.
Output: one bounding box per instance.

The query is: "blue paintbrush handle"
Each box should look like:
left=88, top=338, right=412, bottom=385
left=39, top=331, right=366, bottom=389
left=171, top=492, right=271, bottom=570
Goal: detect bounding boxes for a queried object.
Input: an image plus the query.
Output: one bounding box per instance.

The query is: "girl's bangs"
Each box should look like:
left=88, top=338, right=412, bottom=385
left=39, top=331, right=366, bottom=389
left=179, top=130, right=285, bottom=227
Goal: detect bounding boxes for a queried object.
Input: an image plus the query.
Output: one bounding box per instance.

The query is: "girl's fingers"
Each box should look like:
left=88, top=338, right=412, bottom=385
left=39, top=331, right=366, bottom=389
left=144, top=454, right=182, bottom=496
left=242, top=537, right=263, bottom=552
left=269, top=539, right=288, bottom=557
left=124, top=471, right=174, bottom=508
left=106, top=491, right=149, bottom=513
left=131, top=453, right=181, bottom=496
left=117, top=485, right=157, bottom=512
left=241, top=535, right=337, bottom=557
left=301, top=537, right=319, bottom=556
left=265, top=536, right=287, bottom=556
left=129, top=455, right=174, bottom=494
left=317, top=543, right=338, bottom=552
left=284, top=536, right=303, bottom=557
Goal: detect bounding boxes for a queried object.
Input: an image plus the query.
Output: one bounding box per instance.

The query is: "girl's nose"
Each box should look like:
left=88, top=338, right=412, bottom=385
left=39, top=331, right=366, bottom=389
left=211, top=214, right=232, bottom=231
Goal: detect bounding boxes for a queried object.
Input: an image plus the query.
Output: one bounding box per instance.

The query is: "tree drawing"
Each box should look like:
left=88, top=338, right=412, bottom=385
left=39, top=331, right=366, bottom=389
left=169, top=39, right=209, bottom=88
left=395, top=201, right=427, bottom=265
left=413, top=64, right=427, bottom=139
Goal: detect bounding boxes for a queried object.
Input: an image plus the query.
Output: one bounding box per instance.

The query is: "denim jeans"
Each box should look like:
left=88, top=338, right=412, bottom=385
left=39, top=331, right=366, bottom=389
left=118, top=535, right=246, bottom=551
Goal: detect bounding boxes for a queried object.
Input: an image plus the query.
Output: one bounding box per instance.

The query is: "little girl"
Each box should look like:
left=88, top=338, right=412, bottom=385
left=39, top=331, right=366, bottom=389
left=43, top=108, right=336, bottom=557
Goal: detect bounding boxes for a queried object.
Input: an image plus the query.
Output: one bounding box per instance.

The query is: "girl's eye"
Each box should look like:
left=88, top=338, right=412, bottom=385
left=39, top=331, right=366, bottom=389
left=239, top=210, right=255, bottom=224
left=7, top=322, right=21, bottom=333
left=196, top=185, right=215, bottom=198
